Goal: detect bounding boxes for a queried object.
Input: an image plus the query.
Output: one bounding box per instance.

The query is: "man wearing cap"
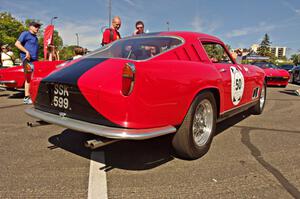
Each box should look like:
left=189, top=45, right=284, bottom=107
left=15, top=21, right=41, bottom=104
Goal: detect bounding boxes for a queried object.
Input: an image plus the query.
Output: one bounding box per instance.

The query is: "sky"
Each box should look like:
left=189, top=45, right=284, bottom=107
left=1, top=0, right=300, bottom=56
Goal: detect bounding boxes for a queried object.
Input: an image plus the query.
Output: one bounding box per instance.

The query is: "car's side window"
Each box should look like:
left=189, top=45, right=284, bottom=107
left=202, top=43, right=233, bottom=64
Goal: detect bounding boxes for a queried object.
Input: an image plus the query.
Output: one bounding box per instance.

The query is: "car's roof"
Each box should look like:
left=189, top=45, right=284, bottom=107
left=128, top=31, right=222, bottom=43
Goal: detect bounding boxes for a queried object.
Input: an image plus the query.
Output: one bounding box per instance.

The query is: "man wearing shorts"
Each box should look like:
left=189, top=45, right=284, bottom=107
left=15, top=21, right=41, bottom=104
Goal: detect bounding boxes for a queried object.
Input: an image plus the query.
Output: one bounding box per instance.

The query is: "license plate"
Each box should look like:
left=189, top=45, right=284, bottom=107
left=51, top=84, right=71, bottom=110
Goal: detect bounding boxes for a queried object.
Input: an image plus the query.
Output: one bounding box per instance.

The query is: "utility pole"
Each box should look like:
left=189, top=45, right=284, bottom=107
left=75, top=33, right=79, bottom=46
left=108, top=0, right=112, bottom=27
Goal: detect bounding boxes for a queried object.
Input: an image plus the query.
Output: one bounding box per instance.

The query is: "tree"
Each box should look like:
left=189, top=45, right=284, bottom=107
left=0, top=12, right=26, bottom=57
left=257, top=33, right=272, bottom=57
left=0, top=12, right=64, bottom=61
left=59, top=45, right=78, bottom=60
left=225, top=44, right=231, bottom=51
left=291, top=54, right=300, bottom=65
left=257, top=33, right=278, bottom=63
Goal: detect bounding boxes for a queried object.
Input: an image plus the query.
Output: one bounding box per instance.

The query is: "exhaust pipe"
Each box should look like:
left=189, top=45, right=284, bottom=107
left=84, top=137, right=119, bottom=149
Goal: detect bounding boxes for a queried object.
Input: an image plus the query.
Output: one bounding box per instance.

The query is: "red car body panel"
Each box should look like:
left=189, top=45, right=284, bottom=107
left=0, top=61, right=64, bottom=89
left=30, top=61, right=65, bottom=101
left=29, top=32, right=265, bottom=131
left=0, top=66, right=24, bottom=88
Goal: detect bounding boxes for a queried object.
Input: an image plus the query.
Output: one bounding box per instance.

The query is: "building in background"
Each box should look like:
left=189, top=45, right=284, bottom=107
left=251, top=44, right=287, bottom=58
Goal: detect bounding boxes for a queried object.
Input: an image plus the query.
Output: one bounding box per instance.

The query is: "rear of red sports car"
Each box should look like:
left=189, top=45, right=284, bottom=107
left=26, top=32, right=266, bottom=159
left=28, top=35, right=187, bottom=140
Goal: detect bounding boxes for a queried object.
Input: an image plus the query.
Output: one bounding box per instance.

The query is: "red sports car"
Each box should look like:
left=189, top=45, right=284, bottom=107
left=0, top=61, right=64, bottom=89
left=26, top=32, right=266, bottom=159
left=0, top=65, right=25, bottom=88
left=252, top=62, right=290, bottom=87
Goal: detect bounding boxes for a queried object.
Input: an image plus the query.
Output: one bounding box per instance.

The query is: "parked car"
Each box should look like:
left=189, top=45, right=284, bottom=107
left=279, top=64, right=297, bottom=83
left=252, top=62, right=290, bottom=87
left=0, top=61, right=64, bottom=89
left=25, top=31, right=266, bottom=159
left=0, top=65, right=25, bottom=88
left=279, top=64, right=295, bottom=71
left=289, top=65, right=300, bottom=84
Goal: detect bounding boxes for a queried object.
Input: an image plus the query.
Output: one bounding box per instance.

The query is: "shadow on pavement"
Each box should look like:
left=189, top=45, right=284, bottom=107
left=215, top=109, right=252, bottom=136
left=237, top=126, right=300, bottom=198
left=48, top=130, right=174, bottom=171
left=8, top=90, right=24, bottom=99
left=279, top=89, right=298, bottom=96
left=0, top=93, right=10, bottom=97
left=48, top=110, right=252, bottom=171
left=0, top=104, right=25, bottom=109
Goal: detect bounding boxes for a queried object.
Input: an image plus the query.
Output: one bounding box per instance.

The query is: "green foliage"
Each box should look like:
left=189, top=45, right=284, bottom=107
left=257, top=33, right=272, bottom=57
left=59, top=45, right=78, bottom=60
left=203, top=43, right=225, bottom=61
left=256, top=33, right=278, bottom=64
left=0, top=12, right=26, bottom=57
left=291, top=54, right=300, bottom=65
left=0, top=12, right=63, bottom=61
left=225, top=44, right=231, bottom=51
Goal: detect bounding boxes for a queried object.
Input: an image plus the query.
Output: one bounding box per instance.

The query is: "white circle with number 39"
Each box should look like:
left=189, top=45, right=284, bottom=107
left=230, top=66, right=244, bottom=105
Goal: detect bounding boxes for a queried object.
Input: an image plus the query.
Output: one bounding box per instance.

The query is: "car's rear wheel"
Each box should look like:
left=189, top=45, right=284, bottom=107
left=251, top=81, right=266, bottom=115
left=172, top=92, right=217, bottom=159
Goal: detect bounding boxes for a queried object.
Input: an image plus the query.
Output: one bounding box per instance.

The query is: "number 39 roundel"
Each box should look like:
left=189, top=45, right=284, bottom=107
left=230, top=66, right=245, bottom=106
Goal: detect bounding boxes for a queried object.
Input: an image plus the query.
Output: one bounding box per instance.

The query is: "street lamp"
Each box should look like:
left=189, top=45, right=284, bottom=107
left=166, top=21, right=170, bottom=31
left=50, top=16, right=58, bottom=25
left=75, top=33, right=79, bottom=46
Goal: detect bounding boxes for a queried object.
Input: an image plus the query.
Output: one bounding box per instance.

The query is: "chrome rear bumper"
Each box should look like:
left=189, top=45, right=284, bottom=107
left=0, top=80, right=16, bottom=84
left=25, top=108, right=177, bottom=140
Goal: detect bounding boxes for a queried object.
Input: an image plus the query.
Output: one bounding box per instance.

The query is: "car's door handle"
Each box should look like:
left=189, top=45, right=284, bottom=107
left=219, top=68, right=226, bottom=73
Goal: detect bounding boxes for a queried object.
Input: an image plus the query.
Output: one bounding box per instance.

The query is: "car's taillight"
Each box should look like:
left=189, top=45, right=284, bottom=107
left=122, top=62, right=135, bottom=96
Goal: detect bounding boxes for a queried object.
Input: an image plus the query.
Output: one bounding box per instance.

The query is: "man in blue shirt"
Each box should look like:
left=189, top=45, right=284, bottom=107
left=15, top=21, right=41, bottom=104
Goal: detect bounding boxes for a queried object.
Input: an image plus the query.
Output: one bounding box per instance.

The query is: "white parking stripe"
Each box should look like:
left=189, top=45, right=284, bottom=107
left=88, top=151, right=108, bottom=199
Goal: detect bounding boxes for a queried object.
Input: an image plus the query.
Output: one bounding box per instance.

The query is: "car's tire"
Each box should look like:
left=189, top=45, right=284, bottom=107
left=251, top=81, right=266, bottom=115
left=172, top=91, right=217, bottom=160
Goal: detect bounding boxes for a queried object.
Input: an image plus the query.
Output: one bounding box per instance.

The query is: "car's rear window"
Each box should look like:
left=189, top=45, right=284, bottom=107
left=88, top=36, right=183, bottom=60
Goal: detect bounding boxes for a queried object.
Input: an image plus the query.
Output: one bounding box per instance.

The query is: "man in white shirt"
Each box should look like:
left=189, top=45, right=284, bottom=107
left=1, top=44, right=14, bottom=67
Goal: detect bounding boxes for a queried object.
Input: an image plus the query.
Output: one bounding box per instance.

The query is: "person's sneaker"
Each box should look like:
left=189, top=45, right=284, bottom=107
left=295, top=90, right=300, bottom=96
left=23, top=96, right=33, bottom=104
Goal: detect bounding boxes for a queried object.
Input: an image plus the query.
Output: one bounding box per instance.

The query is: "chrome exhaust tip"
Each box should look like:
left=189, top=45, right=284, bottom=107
left=84, top=137, right=119, bottom=149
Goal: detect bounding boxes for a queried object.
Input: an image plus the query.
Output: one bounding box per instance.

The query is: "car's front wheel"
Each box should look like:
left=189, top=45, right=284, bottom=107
left=172, top=92, right=217, bottom=159
left=251, top=81, right=266, bottom=115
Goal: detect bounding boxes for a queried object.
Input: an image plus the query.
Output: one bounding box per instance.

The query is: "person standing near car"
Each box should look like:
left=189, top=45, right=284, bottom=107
left=133, top=20, right=145, bottom=35
left=101, top=16, right=122, bottom=46
left=1, top=44, right=15, bottom=67
left=15, top=21, right=41, bottom=104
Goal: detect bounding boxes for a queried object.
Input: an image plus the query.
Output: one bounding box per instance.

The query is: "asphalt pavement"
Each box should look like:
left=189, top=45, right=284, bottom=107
left=0, top=84, right=299, bottom=199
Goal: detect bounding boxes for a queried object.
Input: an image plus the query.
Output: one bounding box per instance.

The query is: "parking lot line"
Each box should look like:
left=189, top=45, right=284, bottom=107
left=88, top=151, right=108, bottom=199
